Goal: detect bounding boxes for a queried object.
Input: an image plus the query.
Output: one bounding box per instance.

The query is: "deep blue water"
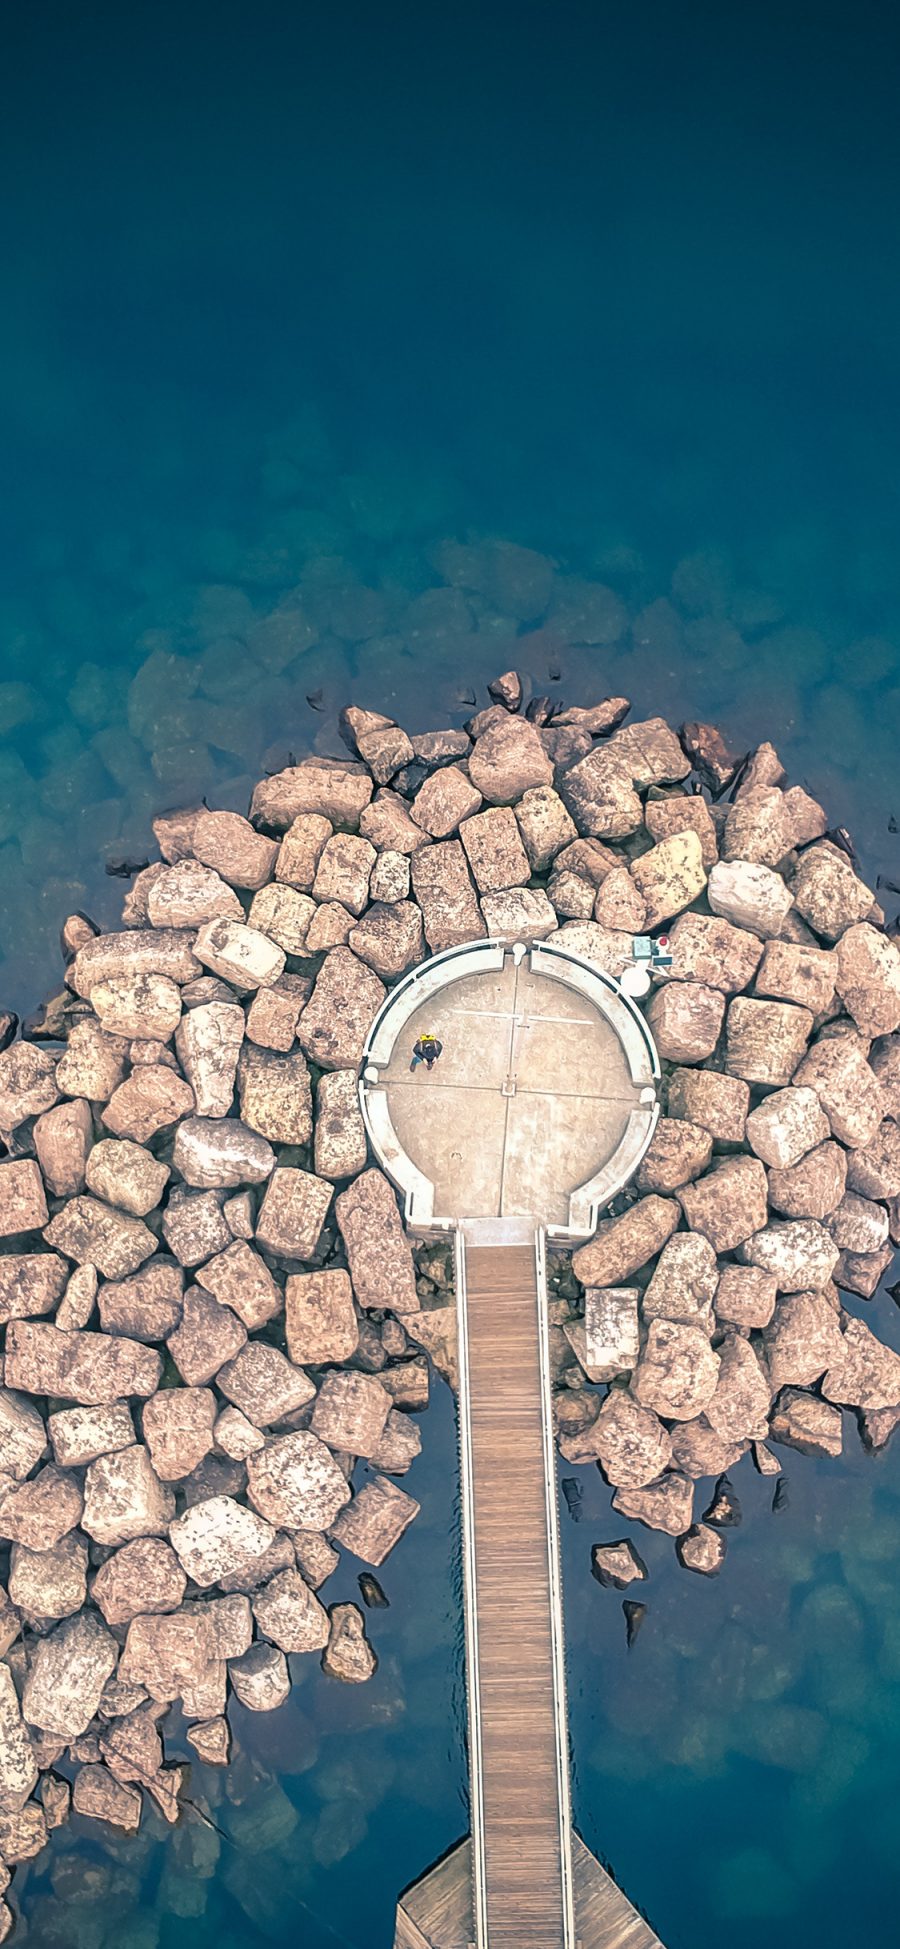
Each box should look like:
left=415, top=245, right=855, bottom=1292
left=2, top=2, right=900, bottom=1943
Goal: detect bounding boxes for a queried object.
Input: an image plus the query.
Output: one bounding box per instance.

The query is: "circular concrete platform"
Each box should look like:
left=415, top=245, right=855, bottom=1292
left=360, top=939, right=660, bottom=1236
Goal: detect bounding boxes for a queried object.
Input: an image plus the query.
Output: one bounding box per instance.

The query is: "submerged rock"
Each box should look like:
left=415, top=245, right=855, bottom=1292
left=677, top=1524, right=726, bottom=1576
left=590, top=1539, right=648, bottom=1590
left=321, top=1603, right=377, bottom=1682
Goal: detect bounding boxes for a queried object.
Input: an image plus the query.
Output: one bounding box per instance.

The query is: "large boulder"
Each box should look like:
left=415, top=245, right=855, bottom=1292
left=579, top=1287, right=640, bottom=1380
left=410, top=765, right=482, bottom=838
left=793, top=1035, right=885, bottom=1148
left=22, top=1612, right=119, bottom=1738
left=410, top=841, right=486, bottom=951
left=754, top=939, right=836, bottom=1015
left=102, top=1064, right=195, bottom=1142
left=0, top=1464, right=83, bottom=1550
left=705, top=1334, right=771, bottom=1442
left=767, top=1141, right=847, bottom=1220
left=90, top=971, right=182, bottom=1042
left=193, top=918, right=285, bottom=992
left=605, top=716, right=690, bottom=786
left=250, top=759, right=373, bottom=832
left=632, top=1320, right=720, bottom=1421
left=195, top=1241, right=281, bottom=1330
left=167, top=1288, right=247, bottom=1387
left=48, top=1401, right=135, bottom=1468
left=296, top=946, right=386, bottom=1070
left=706, top=860, right=793, bottom=939
left=43, top=1196, right=157, bottom=1280
left=311, top=833, right=377, bottom=915
left=725, top=997, right=813, bottom=1086
left=467, top=716, right=553, bottom=804
left=168, top=1496, right=277, bottom=1588
left=678, top=1156, right=768, bottom=1253
left=0, top=1042, right=60, bottom=1129
left=559, top=746, right=642, bottom=839
left=635, top=1117, right=713, bottom=1194
left=659, top=911, right=763, bottom=994
left=252, top=1568, right=329, bottom=1654
left=172, top=1116, right=276, bottom=1189
left=84, top=1138, right=169, bottom=1218
left=822, top=1316, right=900, bottom=1411
left=216, top=1342, right=315, bottom=1425
left=254, top=1167, right=333, bottom=1259
left=334, top=1169, right=418, bottom=1312
left=81, top=1444, right=175, bottom=1545
left=834, top=924, right=900, bottom=1037
left=145, top=858, right=244, bottom=928
left=228, top=1642, right=290, bottom=1712
left=119, top=1607, right=218, bottom=1701
left=191, top=807, right=280, bottom=889
left=69, top=928, right=201, bottom=999
left=642, top=1232, right=719, bottom=1329
left=791, top=846, right=875, bottom=941
left=142, top=1389, right=218, bottom=1480
left=91, top=1537, right=187, bottom=1625
left=571, top=1196, right=680, bottom=1287
left=246, top=1431, right=352, bottom=1530
left=310, top=1372, right=391, bottom=1459
left=33, top=1099, right=94, bottom=1198
left=314, top=1070, right=368, bottom=1180
left=0, top=1254, right=69, bottom=1327
left=514, top=787, right=577, bottom=871
left=667, top=1067, right=750, bottom=1145
left=175, top=1002, right=245, bottom=1118
left=745, top=1087, right=831, bottom=1170
left=741, top=1219, right=840, bottom=1293
left=0, top=1386, right=50, bottom=1478
left=713, top=1265, right=777, bottom=1331
left=329, top=1475, right=419, bottom=1565
left=769, top=1389, right=842, bottom=1459
left=347, top=901, right=426, bottom=978
left=646, top=982, right=725, bottom=1063
left=97, top=1255, right=184, bottom=1348
left=5, top=1322, right=161, bottom=1404
left=575, top=1388, right=672, bottom=1486
left=0, top=1160, right=48, bottom=1237
left=630, top=831, right=707, bottom=927
left=286, top=1269, right=359, bottom=1365
left=611, top=1473, right=694, bottom=1536
left=322, top=1602, right=377, bottom=1682
left=762, top=1291, right=845, bottom=1390
left=236, top=1046, right=313, bottom=1147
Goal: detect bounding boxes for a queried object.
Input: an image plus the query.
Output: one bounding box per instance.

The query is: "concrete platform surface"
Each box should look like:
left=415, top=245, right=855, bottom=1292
left=378, top=954, right=643, bottom=1227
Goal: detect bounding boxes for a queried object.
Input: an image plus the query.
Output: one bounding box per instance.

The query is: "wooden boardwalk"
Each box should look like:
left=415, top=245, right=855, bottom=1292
left=394, top=1224, right=664, bottom=1949
left=462, top=1233, right=573, bottom=1947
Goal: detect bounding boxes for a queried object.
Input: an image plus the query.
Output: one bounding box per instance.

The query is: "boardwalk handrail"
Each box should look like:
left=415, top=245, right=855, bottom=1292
left=533, top=1226, right=578, bottom=1949
left=453, top=1227, right=489, bottom=1949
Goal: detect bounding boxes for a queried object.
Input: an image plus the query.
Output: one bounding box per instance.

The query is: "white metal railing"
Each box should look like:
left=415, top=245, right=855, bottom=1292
left=533, top=1224, right=578, bottom=1949
left=453, top=1228, right=489, bottom=1949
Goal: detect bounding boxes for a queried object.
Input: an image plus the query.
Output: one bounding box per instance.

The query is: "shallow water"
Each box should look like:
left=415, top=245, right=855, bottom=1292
left=2, top=1, right=900, bottom=1942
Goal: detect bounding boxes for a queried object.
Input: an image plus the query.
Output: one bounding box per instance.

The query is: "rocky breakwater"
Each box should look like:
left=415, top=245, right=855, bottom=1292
left=0, top=769, right=468, bottom=1930
left=2, top=683, right=900, bottom=1925
left=547, top=733, right=900, bottom=1599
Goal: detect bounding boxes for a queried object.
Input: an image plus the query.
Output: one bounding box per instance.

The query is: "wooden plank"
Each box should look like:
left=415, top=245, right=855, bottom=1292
left=464, top=1240, right=570, bottom=1949
left=396, top=1839, right=473, bottom=1949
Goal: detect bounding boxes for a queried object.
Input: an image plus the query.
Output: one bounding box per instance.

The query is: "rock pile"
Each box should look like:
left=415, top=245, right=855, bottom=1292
left=541, top=733, right=900, bottom=1586
left=2, top=675, right=900, bottom=1924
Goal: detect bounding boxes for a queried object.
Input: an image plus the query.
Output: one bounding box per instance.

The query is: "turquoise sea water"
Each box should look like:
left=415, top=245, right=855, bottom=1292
left=2, top=2, right=900, bottom=1942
